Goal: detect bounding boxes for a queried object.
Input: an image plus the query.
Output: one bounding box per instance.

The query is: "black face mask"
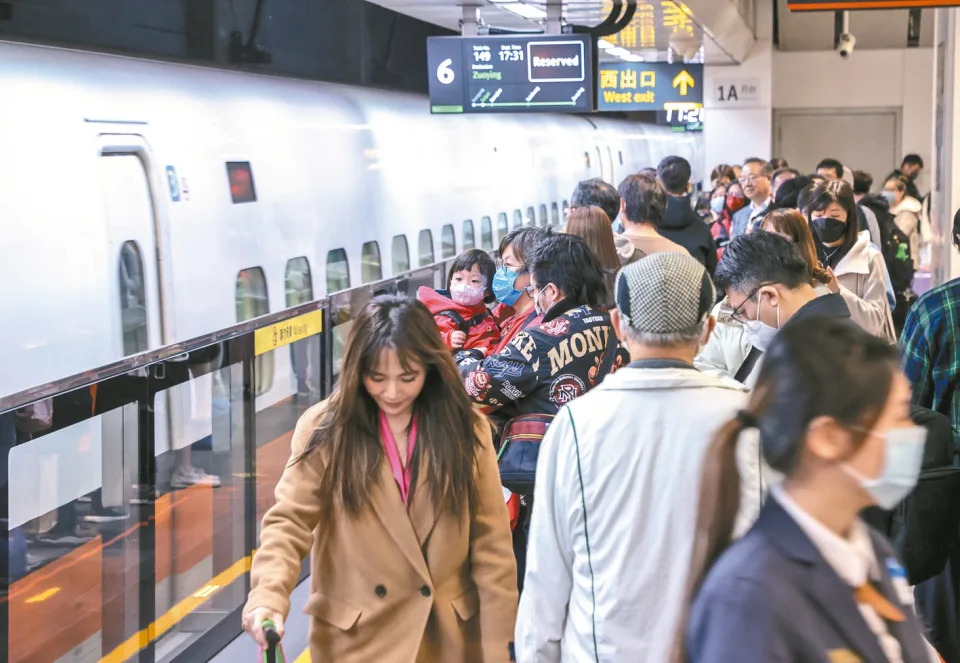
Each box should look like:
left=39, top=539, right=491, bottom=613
left=812, top=216, right=847, bottom=244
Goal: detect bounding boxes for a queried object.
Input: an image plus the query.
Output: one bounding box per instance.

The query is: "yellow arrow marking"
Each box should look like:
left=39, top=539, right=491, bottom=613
left=672, top=70, right=695, bottom=96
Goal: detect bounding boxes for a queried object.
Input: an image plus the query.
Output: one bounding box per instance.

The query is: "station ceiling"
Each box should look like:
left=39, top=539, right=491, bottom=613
left=367, top=0, right=937, bottom=65
left=366, top=0, right=755, bottom=64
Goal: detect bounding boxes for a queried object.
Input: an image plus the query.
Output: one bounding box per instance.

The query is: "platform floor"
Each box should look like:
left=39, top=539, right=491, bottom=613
left=209, top=576, right=312, bottom=662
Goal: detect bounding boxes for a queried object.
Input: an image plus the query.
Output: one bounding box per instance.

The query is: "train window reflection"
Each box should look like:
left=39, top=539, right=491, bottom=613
left=418, top=230, right=434, bottom=266
left=118, top=240, right=148, bottom=356
left=236, top=267, right=273, bottom=394
left=326, top=249, right=350, bottom=293
left=462, top=220, right=475, bottom=250
left=551, top=203, right=560, bottom=226
left=497, top=213, right=509, bottom=241
left=584, top=151, right=590, bottom=169
left=284, top=257, right=313, bottom=307
left=361, top=241, right=382, bottom=283
left=513, top=210, right=522, bottom=229
left=481, top=216, right=493, bottom=250
left=392, top=235, right=410, bottom=274
left=441, top=224, right=456, bottom=259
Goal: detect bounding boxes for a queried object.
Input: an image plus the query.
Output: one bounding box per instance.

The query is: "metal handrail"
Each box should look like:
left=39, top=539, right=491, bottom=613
left=0, top=297, right=328, bottom=413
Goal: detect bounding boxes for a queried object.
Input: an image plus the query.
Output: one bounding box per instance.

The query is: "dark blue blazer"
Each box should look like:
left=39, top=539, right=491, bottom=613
left=687, top=498, right=933, bottom=662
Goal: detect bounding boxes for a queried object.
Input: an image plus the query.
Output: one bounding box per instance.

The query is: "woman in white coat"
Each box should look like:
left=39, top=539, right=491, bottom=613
left=803, top=180, right=896, bottom=342
left=882, top=173, right=929, bottom=268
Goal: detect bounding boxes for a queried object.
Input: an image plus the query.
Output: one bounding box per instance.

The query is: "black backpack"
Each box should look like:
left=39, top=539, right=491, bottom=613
left=860, top=196, right=914, bottom=296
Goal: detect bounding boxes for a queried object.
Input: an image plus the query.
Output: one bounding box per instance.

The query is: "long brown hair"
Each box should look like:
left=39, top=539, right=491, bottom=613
left=760, top=208, right=831, bottom=285
left=297, top=295, right=482, bottom=521
left=565, top=206, right=620, bottom=272
left=683, top=317, right=898, bottom=638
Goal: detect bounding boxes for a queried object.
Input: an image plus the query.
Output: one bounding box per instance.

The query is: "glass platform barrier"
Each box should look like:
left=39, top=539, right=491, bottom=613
left=0, top=259, right=451, bottom=663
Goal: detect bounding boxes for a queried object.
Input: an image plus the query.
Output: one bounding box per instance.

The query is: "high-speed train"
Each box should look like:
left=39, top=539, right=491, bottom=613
left=0, top=39, right=703, bottom=401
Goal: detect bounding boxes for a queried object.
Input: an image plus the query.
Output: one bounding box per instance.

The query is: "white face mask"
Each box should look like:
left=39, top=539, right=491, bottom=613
left=742, top=289, right=780, bottom=352
left=450, top=283, right=486, bottom=307
left=841, top=425, right=927, bottom=510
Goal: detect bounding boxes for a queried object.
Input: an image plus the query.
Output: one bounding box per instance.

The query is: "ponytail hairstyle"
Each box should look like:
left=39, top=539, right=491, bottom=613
left=684, top=317, right=899, bottom=613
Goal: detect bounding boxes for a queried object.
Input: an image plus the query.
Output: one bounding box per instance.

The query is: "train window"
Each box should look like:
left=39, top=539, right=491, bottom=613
left=619, top=150, right=624, bottom=165
left=391, top=235, right=410, bottom=274
left=526, top=206, right=535, bottom=227
left=284, top=257, right=313, bottom=307
left=361, top=241, right=382, bottom=283
left=326, top=249, right=350, bottom=293
left=441, top=224, right=456, bottom=259
left=497, top=213, right=509, bottom=241
left=418, top=229, right=434, bottom=266
left=236, top=267, right=273, bottom=394
left=480, top=216, right=494, bottom=250
left=551, top=203, right=560, bottom=226
left=584, top=152, right=590, bottom=169
left=562, top=199, right=569, bottom=217
left=462, top=220, right=475, bottom=250
left=513, top=210, right=523, bottom=229
left=226, top=161, right=257, bottom=203
left=118, top=240, right=148, bottom=356
left=539, top=204, right=548, bottom=227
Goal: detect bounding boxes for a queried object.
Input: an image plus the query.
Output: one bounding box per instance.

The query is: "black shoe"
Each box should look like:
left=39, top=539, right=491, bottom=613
left=37, top=530, right=95, bottom=546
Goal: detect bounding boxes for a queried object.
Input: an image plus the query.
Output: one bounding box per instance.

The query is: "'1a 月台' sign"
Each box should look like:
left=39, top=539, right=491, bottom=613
left=596, top=62, right=703, bottom=112
left=713, top=77, right=760, bottom=107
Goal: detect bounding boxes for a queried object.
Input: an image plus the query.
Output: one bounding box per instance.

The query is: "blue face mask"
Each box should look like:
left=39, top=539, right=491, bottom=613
left=881, top=190, right=898, bottom=206
left=710, top=197, right=725, bottom=214
left=493, top=266, right=523, bottom=307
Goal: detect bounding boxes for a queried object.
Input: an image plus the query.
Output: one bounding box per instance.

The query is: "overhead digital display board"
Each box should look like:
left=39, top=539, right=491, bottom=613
left=427, top=35, right=592, bottom=114
left=787, top=0, right=960, bottom=9
left=596, top=62, right=703, bottom=113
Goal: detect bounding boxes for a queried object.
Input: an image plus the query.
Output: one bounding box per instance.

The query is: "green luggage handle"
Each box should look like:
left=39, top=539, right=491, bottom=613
left=261, top=619, right=286, bottom=663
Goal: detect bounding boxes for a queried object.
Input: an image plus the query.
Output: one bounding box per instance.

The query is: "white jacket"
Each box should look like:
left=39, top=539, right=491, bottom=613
left=835, top=230, right=896, bottom=342
left=514, top=365, right=769, bottom=663
left=891, top=196, right=931, bottom=268
left=695, top=302, right=751, bottom=383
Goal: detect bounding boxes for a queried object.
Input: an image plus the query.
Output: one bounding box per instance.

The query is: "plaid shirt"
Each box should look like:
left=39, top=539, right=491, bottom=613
left=900, top=278, right=960, bottom=446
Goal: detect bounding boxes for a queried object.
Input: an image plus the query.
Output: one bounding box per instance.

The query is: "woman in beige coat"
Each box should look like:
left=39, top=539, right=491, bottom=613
left=803, top=180, right=896, bottom=342
left=243, top=295, right=518, bottom=662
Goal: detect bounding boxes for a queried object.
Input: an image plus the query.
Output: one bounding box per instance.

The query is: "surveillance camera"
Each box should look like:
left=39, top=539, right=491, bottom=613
left=838, top=33, right=856, bottom=58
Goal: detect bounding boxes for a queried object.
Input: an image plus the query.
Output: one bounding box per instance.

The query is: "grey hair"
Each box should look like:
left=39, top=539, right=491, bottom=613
left=619, top=316, right=706, bottom=348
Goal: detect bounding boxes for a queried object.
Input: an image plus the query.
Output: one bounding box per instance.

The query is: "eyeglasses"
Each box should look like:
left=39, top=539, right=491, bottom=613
left=496, top=258, right=527, bottom=274
left=729, top=283, right=771, bottom=324
left=738, top=174, right=767, bottom=185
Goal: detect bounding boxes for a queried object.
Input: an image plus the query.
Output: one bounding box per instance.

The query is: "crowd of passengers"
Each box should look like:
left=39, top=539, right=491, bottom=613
left=243, top=153, right=960, bottom=663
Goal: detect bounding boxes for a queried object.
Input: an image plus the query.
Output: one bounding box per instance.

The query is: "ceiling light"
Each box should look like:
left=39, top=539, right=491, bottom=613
left=597, top=39, right=615, bottom=49
left=622, top=53, right=644, bottom=62
left=607, top=47, right=629, bottom=57
left=501, top=3, right=547, bottom=19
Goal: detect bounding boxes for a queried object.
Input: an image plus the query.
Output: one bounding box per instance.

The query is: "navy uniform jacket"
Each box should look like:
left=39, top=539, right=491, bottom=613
left=687, top=498, right=933, bottom=663
left=459, top=299, right=629, bottom=435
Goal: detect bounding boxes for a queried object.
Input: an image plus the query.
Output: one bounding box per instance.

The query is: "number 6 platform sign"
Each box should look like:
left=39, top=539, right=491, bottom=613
left=427, top=34, right=592, bottom=115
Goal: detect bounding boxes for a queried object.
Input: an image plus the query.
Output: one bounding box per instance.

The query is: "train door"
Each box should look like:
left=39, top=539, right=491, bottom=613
left=98, top=152, right=164, bottom=354
left=97, top=150, right=164, bottom=511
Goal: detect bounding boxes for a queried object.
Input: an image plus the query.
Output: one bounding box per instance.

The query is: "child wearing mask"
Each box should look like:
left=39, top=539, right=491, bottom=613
left=417, top=249, right=500, bottom=360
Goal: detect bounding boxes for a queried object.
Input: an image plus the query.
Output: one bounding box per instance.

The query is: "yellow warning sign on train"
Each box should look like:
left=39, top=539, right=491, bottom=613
left=254, top=309, right=323, bottom=356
